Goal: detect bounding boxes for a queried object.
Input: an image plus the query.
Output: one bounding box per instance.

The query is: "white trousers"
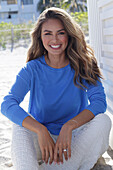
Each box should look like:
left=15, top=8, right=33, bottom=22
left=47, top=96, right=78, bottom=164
left=11, top=114, right=111, bottom=170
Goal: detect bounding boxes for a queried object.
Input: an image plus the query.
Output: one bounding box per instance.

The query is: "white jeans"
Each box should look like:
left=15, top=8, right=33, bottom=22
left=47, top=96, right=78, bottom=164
left=11, top=114, right=111, bottom=170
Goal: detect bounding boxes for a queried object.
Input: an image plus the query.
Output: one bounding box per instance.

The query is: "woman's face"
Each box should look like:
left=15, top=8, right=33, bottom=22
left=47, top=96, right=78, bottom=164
left=41, top=19, right=68, bottom=57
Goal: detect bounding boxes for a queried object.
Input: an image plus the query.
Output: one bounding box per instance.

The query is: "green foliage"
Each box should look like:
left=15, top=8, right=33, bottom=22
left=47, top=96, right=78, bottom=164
left=37, top=0, right=87, bottom=13
left=0, top=22, right=34, bottom=50
left=37, top=0, right=61, bottom=13
left=0, top=21, right=34, bottom=30
left=71, top=12, right=88, bottom=34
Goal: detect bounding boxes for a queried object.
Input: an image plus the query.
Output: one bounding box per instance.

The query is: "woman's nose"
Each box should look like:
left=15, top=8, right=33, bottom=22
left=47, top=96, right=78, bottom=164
left=52, top=34, right=58, bottom=41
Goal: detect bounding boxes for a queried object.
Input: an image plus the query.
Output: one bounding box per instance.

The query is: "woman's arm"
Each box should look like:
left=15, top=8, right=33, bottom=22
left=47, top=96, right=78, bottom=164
left=67, top=109, right=94, bottom=130
left=54, top=79, right=107, bottom=164
left=22, top=116, right=55, bottom=165
left=22, top=116, right=45, bottom=134
left=53, top=109, right=94, bottom=164
left=1, top=62, right=32, bottom=125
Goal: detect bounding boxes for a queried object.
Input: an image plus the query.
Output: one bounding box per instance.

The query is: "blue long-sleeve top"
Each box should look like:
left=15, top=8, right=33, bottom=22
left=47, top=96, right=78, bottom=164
left=1, top=55, right=107, bottom=135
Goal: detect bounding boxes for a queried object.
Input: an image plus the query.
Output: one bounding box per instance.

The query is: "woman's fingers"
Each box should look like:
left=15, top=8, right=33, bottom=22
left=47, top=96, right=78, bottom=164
left=68, top=144, right=71, bottom=159
left=63, top=148, right=68, bottom=161
left=59, top=145, right=63, bottom=164
left=63, top=143, right=68, bottom=161
left=37, top=128, right=55, bottom=165
left=45, top=148, right=49, bottom=164
left=54, top=135, right=72, bottom=164
left=40, top=144, right=54, bottom=164
left=54, top=145, right=58, bottom=164
left=41, top=148, right=45, bottom=162
left=49, top=147, right=54, bottom=165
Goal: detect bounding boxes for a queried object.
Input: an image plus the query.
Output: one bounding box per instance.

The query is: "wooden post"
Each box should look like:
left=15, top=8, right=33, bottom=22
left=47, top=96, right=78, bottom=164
left=11, top=27, right=14, bottom=52
left=87, top=0, right=102, bottom=64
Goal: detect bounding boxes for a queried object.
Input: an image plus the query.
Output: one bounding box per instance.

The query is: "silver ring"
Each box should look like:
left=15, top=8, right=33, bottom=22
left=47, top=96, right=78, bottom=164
left=63, top=149, right=67, bottom=152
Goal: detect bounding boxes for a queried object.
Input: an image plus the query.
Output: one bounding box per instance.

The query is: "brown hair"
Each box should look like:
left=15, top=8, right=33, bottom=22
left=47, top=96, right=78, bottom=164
left=26, top=7, right=103, bottom=89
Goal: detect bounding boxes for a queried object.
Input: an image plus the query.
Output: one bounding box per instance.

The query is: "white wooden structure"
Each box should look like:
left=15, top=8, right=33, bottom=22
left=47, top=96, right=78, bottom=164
left=87, top=0, right=113, bottom=149
left=0, top=0, right=40, bottom=24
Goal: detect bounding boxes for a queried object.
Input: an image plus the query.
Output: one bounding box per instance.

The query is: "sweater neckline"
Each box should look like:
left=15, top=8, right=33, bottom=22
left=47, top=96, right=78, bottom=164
left=42, top=55, right=70, bottom=71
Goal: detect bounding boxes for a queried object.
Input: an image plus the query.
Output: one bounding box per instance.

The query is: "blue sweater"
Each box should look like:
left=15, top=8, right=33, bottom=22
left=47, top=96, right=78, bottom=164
left=1, top=55, right=107, bottom=135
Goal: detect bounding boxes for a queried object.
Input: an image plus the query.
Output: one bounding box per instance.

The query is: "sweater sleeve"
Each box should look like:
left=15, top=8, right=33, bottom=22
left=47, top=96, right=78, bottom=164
left=84, top=79, right=107, bottom=116
left=1, top=62, right=33, bottom=126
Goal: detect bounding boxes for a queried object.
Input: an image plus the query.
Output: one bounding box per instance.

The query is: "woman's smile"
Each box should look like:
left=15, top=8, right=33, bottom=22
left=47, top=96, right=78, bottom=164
left=41, top=19, right=68, bottom=57
left=50, top=44, right=61, bottom=49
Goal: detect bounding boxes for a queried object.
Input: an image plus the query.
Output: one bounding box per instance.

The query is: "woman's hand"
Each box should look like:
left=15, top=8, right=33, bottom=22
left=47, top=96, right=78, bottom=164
left=37, top=125, right=55, bottom=165
left=54, top=121, right=74, bottom=164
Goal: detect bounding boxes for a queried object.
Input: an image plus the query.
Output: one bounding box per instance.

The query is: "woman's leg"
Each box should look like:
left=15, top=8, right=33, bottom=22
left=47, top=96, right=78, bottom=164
left=77, top=113, right=111, bottom=170
left=40, top=114, right=111, bottom=170
left=11, top=124, right=41, bottom=170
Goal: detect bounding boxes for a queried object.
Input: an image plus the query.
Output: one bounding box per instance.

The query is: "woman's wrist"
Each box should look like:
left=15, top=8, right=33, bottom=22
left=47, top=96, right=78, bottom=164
left=37, top=123, right=48, bottom=135
left=22, top=116, right=47, bottom=135
left=66, top=119, right=78, bottom=131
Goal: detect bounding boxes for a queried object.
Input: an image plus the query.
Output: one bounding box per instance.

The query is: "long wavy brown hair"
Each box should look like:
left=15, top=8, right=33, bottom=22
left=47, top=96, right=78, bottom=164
left=27, top=7, right=103, bottom=89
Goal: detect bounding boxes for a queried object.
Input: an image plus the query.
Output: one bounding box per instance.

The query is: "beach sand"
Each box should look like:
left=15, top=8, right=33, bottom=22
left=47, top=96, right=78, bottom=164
left=0, top=47, right=113, bottom=170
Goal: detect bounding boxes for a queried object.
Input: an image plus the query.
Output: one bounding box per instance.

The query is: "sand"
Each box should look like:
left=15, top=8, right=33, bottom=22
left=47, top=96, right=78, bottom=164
left=0, top=47, right=113, bottom=170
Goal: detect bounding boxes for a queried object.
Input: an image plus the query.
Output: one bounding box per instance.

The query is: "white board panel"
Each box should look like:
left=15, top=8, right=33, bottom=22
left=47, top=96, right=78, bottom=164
left=101, top=56, right=113, bottom=67
left=106, top=97, right=113, bottom=112
left=98, top=0, right=113, bottom=8
left=104, top=82, right=113, bottom=96
left=100, top=9, right=113, bottom=20
left=103, top=27, right=113, bottom=36
left=102, top=44, right=113, bottom=52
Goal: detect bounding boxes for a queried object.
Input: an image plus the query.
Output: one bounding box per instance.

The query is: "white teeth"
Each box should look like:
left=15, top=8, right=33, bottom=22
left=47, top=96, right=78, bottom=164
left=50, top=45, right=60, bottom=48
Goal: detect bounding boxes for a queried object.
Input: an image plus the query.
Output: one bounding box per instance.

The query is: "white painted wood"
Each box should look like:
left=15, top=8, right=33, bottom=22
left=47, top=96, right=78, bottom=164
left=103, top=51, right=113, bottom=59
left=102, top=44, right=113, bottom=52
left=100, top=63, right=113, bottom=73
left=87, top=0, right=102, bottom=63
left=107, top=111, right=113, bottom=149
left=87, top=0, right=113, bottom=149
left=103, top=27, right=113, bottom=36
left=104, top=36, right=113, bottom=44
left=104, top=18, right=113, bottom=28
left=103, top=81, right=113, bottom=97
left=100, top=9, right=113, bottom=20
left=107, top=97, right=113, bottom=109
left=97, top=0, right=113, bottom=8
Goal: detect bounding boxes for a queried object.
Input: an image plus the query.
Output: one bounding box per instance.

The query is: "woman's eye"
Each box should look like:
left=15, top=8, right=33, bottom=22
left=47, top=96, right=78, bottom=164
left=59, top=32, right=65, bottom=35
left=45, top=33, right=51, bottom=35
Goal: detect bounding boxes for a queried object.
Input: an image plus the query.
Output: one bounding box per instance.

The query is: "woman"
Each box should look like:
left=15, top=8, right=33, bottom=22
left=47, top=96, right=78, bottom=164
left=1, top=7, right=111, bottom=170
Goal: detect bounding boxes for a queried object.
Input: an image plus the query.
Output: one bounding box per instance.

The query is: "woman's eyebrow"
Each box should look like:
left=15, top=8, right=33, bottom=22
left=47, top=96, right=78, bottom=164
left=43, top=29, right=65, bottom=33
left=43, top=30, right=52, bottom=32
left=57, top=29, right=65, bottom=32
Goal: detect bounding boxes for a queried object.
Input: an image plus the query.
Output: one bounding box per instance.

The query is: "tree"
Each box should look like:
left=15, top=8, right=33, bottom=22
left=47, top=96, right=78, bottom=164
left=37, top=0, right=60, bottom=13
left=37, top=0, right=87, bottom=14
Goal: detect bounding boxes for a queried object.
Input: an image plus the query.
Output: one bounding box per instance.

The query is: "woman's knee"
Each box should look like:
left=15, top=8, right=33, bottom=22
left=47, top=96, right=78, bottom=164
left=11, top=124, right=39, bottom=170
left=94, top=113, right=111, bottom=131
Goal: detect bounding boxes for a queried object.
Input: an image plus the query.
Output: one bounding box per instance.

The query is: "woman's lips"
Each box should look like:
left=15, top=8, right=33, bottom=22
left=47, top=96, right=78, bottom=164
left=50, top=44, right=61, bottom=49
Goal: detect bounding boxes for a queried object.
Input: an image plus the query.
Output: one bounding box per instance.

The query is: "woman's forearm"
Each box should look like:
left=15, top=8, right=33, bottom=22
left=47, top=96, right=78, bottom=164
left=22, top=116, right=46, bottom=135
left=67, top=109, right=95, bottom=130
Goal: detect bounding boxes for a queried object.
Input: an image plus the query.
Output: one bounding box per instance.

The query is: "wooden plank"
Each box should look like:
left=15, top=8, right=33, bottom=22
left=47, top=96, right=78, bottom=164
left=102, top=44, right=113, bottom=52
left=98, top=0, right=113, bottom=8
left=107, top=97, right=113, bottom=112
left=103, top=27, right=113, bottom=36
left=100, top=9, right=113, bottom=20
left=100, top=63, right=113, bottom=73
left=101, top=68, right=113, bottom=85
left=102, top=77, right=113, bottom=87
left=107, top=106, right=113, bottom=115
left=104, top=82, right=113, bottom=96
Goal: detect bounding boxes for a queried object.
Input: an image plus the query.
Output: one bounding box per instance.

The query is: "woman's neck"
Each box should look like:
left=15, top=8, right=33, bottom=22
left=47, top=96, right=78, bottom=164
left=45, top=54, right=69, bottom=69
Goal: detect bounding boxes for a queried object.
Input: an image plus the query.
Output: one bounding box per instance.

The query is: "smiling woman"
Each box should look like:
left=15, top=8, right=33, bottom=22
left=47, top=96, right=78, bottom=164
left=41, top=19, right=69, bottom=68
left=1, top=7, right=111, bottom=170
